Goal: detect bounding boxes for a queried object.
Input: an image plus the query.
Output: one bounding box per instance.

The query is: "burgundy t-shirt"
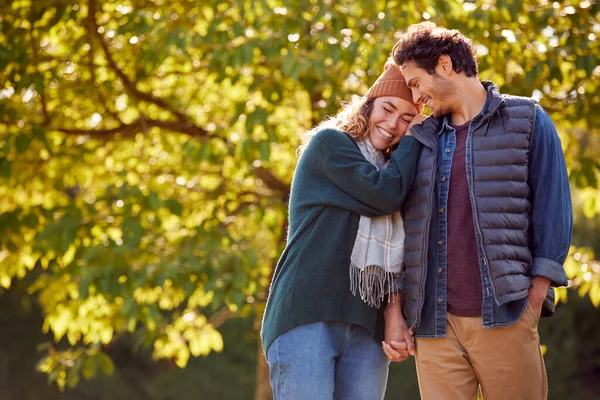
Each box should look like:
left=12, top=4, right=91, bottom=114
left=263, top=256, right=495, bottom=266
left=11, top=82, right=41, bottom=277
left=446, top=121, right=483, bottom=317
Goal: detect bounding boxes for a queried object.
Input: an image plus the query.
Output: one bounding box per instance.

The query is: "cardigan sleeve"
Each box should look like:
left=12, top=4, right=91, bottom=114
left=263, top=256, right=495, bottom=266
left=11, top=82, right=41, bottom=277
left=321, top=133, right=421, bottom=216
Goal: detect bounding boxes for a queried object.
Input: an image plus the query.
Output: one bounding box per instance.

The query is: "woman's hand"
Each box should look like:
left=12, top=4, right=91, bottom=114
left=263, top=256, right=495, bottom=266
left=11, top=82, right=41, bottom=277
left=382, top=293, right=415, bottom=362
left=405, top=114, right=428, bottom=136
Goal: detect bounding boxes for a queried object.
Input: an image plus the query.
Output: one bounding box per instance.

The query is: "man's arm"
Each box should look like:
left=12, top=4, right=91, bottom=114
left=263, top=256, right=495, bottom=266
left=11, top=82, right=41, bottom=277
left=528, top=104, right=573, bottom=316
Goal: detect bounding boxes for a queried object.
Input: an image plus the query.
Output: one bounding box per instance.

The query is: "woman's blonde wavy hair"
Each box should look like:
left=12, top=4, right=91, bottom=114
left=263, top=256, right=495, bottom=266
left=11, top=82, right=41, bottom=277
left=297, top=97, right=374, bottom=156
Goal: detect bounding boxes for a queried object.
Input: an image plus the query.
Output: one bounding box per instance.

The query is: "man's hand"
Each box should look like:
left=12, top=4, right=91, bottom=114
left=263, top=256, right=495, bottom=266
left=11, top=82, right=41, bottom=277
left=382, top=293, right=415, bottom=362
left=528, top=276, right=551, bottom=320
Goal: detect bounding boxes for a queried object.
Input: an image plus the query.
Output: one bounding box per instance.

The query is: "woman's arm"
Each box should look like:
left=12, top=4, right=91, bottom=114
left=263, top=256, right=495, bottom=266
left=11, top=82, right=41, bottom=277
left=320, top=132, right=421, bottom=215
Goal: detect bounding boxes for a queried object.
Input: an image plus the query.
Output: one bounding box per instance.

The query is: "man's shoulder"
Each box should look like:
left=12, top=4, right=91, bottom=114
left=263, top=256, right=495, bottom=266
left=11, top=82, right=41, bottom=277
left=484, top=81, right=537, bottom=107
left=410, top=116, right=443, bottom=144
left=500, top=95, right=539, bottom=126
left=501, top=94, right=538, bottom=108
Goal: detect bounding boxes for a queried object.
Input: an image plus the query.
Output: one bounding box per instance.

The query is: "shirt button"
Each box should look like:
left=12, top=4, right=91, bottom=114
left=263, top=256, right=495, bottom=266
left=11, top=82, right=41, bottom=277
left=438, top=298, right=443, bottom=303
left=445, top=148, right=451, bottom=153
left=439, top=207, right=445, bottom=213
left=438, top=240, right=443, bottom=245
left=441, top=176, right=446, bottom=182
left=438, top=267, right=443, bottom=273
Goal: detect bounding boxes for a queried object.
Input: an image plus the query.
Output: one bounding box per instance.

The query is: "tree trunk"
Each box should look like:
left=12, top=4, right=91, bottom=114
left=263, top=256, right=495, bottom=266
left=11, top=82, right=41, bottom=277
left=253, top=342, right=272, bottom=400
left=254, top=215, right=288, bottom=400
left=0, top=350, right=15, bottom=400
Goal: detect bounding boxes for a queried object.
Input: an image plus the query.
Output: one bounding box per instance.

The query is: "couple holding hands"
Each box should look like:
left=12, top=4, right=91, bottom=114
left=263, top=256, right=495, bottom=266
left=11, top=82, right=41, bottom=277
left=261, top=22, right=572, bottom=400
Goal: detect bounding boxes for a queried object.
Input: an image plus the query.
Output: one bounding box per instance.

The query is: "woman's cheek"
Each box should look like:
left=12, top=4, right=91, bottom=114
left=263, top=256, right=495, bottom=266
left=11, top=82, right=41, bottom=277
left=397, top=121, right=409, bottom=135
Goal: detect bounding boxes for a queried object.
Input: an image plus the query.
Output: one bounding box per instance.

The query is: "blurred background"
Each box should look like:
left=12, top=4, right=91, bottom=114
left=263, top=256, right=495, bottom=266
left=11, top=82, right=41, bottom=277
left=0, top=0, right=599, bottom=399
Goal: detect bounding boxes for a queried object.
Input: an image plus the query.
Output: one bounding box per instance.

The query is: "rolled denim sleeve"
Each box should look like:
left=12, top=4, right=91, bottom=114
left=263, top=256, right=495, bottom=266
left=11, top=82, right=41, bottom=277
left=529, top=105, right=572, bottom=287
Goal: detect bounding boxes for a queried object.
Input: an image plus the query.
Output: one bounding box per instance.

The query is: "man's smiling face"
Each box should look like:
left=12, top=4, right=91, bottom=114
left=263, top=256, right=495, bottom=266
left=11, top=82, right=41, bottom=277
left=402, top=60, right=458, bottom=117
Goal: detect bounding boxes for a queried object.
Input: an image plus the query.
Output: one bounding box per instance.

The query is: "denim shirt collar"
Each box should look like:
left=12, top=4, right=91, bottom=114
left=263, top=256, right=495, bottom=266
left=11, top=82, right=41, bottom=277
left=425, top=81, right=504, bottom=136
left=411, top=81, right=506, bottom=148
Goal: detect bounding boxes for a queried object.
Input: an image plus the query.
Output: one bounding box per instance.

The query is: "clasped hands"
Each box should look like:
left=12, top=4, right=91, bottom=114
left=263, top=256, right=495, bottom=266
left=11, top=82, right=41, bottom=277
left=382, top=294, right=415, bottom=363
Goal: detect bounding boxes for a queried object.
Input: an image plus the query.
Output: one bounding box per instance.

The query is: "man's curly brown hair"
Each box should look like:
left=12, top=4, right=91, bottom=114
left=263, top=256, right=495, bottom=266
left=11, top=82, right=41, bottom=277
left=392, top=22, right=478, bottom=77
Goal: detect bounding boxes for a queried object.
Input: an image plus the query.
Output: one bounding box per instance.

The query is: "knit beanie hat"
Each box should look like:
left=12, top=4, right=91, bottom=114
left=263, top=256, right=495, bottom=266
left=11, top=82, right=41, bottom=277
left=365, top=60, right=413, bottom=104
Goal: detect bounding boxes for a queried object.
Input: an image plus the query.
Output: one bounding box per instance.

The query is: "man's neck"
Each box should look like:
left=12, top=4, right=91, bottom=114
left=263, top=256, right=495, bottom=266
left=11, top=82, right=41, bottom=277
left=450, top=78, right=487, bottom=125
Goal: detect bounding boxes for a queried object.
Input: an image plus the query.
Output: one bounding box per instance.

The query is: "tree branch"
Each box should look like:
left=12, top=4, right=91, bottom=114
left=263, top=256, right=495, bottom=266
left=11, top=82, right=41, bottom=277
left=253, top=166, right=290, bottom=202
left=54, top=117, right=222, bottom=141
left=87, top=44, right=123, bottom=123
left=39, top=91, right=51, bottom=126
left=146, top=65, right=211, bottom=79
left=86, top=0, right=187, bottom=122
left=208, top=307, right=236, bottom=329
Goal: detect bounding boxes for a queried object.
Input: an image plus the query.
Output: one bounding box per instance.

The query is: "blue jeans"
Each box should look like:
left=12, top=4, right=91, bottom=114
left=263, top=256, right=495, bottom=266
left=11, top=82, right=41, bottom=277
left=266, top=321, right=390, bottom=400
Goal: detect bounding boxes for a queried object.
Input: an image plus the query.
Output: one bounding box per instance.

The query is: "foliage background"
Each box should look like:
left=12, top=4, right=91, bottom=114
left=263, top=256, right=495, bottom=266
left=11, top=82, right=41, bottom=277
left=0, top=0, right=599, bottom=398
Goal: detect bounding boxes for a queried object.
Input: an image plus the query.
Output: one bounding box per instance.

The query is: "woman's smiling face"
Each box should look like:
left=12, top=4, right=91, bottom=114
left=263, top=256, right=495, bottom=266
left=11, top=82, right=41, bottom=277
left=368, top=96, right=418, bottom=151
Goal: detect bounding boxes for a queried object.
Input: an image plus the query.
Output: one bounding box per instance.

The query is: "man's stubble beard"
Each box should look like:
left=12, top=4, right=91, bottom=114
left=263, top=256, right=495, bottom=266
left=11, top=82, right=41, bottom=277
left=431, top=75, right=459, bottom=117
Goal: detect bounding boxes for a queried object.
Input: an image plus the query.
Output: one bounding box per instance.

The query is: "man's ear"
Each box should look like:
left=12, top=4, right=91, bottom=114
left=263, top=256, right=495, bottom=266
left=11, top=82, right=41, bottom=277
left=435, top=55, right=453, bottom=77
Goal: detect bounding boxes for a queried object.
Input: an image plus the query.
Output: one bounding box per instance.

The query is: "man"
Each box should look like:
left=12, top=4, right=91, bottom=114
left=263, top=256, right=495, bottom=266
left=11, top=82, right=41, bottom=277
left=390, top=22, right=572, bottom=399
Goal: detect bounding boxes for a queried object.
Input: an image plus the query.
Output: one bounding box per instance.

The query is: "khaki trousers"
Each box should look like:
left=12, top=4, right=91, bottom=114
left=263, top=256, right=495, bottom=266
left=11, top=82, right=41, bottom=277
left=415, top=305, right=547, bottom=400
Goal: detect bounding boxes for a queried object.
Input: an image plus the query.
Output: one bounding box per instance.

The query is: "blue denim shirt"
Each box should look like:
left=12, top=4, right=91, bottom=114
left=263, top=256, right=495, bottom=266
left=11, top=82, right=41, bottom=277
left=415, top=103, right=572, bottom=338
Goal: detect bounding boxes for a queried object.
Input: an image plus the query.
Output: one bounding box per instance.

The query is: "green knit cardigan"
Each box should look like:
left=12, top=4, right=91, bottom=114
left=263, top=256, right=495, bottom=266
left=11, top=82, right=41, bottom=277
left=260, top=128, right=421, bottom=353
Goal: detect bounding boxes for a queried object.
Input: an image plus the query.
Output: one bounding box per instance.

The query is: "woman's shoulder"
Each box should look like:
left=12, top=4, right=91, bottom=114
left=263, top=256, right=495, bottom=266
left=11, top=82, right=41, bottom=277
left=313, top=127, right=357, bottom=150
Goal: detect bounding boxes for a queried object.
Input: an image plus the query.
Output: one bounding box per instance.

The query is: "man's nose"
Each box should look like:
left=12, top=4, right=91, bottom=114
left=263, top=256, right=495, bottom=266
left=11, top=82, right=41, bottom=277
left=413, top=91, right=422, bottom=106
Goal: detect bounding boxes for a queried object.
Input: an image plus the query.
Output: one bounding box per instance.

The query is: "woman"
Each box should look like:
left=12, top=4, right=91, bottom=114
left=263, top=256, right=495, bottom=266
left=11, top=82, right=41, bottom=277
left=261, top=60, right=425, bottom=399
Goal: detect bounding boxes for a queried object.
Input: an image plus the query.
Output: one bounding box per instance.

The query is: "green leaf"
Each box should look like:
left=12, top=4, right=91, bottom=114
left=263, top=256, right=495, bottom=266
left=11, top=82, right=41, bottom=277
left=97, top=353, right=115, bottom=376
left=0, top=157, right=12, bottom=179
left=148, top=191, right=160, bottom=211
left=259, top=140, right=270, bottom=161
left=82, top=355, right=98, bottom=380
left=15, top=134, right=31, bottom=153
left=66, top=367, right=80, bottom=388
left=163, top=199, right=183, bottom=216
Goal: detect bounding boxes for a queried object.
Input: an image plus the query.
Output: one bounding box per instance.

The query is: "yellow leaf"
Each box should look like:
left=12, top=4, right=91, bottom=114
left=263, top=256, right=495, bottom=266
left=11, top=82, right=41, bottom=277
left=582, top=195, right=597, bottom=219
left=62, top=244, right=76, bottom=266
left=175, top=348, right=190, bottom=368
left=99, top=326, right=114, bottom=345
left=106, top=227, right=122, bottom=241
left=127, top=318, right=137, bottom=333
left=589, top=283, right=600, bottom=308
left=0, top=273, right=11, bottom=289
left=67, top=330, right=81, bottom=346
left=90, top=225, right=104, bottom=238
left=189, top=337, right=203, bottom=357
left=21, top=253, right=36, bottom=269
left=555, top=287, right=567, bottom=304
left=210, top=330, right=224, bottom=352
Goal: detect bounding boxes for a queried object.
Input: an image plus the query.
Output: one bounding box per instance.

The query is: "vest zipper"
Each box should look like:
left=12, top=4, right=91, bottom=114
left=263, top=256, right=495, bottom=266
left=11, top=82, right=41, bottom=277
left=411, top=157, right=438, bottom=331
left=466, top=125, right=499, bottom=305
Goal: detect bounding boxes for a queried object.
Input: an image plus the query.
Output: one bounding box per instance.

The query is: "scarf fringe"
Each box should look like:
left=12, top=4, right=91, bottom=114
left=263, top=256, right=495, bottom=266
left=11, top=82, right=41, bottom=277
left=350, top=264, right=404, bottom=308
